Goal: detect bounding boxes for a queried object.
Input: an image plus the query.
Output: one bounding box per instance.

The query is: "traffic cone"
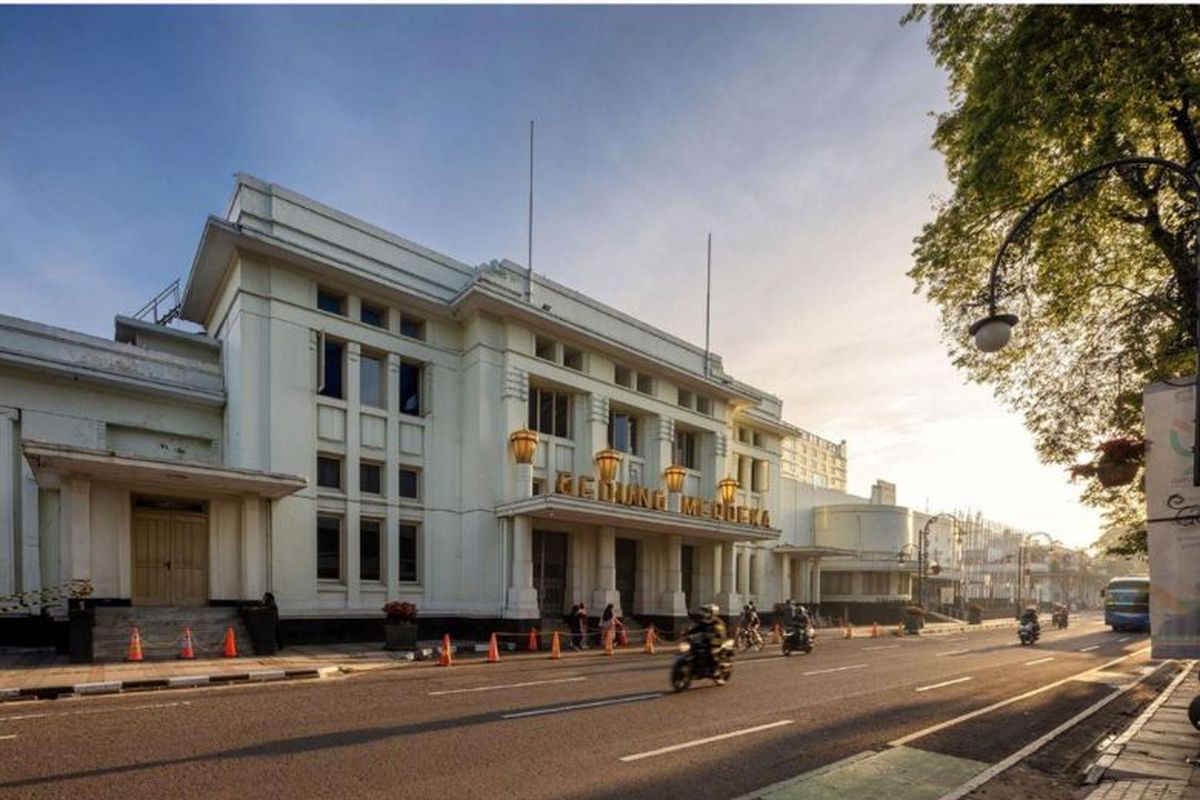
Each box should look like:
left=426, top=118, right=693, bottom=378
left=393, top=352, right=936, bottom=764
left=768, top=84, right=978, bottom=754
left=604, top=628, right=614, bottom=656
left=843, top=624, right=852, bottom=639
left=222, top=626, right=238, bottom=658
left=527, top=628, right=539, bottom=652
left=487, top=633, right=500, bottom=663
left=618, top=627, right=629, bottom=647
left=438, top=634, right=453, bottom=667
left=643, top=625, right=656, bottom=654
left=126, top=627, right=143, bottom=662
left=771, top=623, right=781, bottom=644
left=549, top=630, right=561, bottom=660
left=896, top=621, right=904, bottom=637
left=179, top=626, right=195, bottom=660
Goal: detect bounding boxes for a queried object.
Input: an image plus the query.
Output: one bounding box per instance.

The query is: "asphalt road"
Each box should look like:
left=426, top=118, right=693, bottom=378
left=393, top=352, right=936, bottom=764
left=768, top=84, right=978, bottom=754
left=0, top=615, right=1153, bottom=799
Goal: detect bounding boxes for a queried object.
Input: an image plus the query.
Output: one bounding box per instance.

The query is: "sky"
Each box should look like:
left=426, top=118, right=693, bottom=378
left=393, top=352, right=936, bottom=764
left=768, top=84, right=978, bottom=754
left=0, top=5, right=1106, bottom=548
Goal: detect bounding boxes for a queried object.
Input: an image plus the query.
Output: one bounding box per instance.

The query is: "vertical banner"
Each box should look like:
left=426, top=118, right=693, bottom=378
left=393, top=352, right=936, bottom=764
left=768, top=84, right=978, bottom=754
left=1144, top=381, right=1200, bottom=658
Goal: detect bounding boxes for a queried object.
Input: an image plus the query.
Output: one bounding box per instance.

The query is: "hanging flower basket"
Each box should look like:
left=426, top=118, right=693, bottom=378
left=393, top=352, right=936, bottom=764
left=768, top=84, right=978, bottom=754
left=1096, top=461, right=1139, bottom=488
left=1070, top=437, right=1146, bottom=488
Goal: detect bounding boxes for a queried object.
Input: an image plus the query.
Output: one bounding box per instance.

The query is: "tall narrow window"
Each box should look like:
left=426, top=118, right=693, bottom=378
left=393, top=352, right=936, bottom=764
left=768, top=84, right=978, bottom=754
left=399, top=467, right=420, bottom=500
left=607, top=412, right=640, bottom=455
left=317, top=515, right=342, bottom=580
left=321, top=340, right=345, bottom=399
left=399, top=361, right=422, bottom=416
left=360, top=519, right=381, bottom=582
left=317, top=456, right=342, bottom=490
left=360, top=462, right=382, bottom=495
left=527, top=387, right=572, bottom=438
left=673, top=430, right=698, bottom=470
left=360, top=353, right=384, bottom=408
left=398, top=523, right=419, bottom=582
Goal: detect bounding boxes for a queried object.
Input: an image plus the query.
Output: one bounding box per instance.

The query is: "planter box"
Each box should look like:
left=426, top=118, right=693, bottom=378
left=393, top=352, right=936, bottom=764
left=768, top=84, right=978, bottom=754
left=968, top=609, right=982, bottom=625
left=242, top=605, right=279, bottom=656
left=385, top=622, right=418, bottom=651
left=68, top=606, right=94, bottom=664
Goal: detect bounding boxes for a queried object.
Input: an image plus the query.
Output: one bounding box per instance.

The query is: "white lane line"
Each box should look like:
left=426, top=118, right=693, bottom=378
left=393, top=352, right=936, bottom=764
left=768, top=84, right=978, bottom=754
left=915, top=676, right=973, bottom=693
left=863, top=645, right=900, bottom=651
left=0, top=700, right=188, bottom=724
left=429, top=677, right=586, bottom=696
left=935, top=649, right=972, bottom=657
left=890, top=646, right=1150, bottom=747
left=1080, top=645, right=1100, bottom=652
left=1115, top=637, right=1130, bottom=643
left=1025, top=657, right=1055, bottom=666
left=501, top=693, right=661, bottom=719
left=619, top=720, right=794, bottom=763
left=0, top=734, right=16, bottom=741
left=942, top=637, right=966, bottom=642
left=803, top=664, right=868, bottom=676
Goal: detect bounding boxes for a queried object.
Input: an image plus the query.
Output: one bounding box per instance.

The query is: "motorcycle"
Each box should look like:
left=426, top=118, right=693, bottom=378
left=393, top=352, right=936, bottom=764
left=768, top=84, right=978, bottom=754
left=1018, top=620, right=1040, bottom=645
left=736, top=624, right=764, bottom=652
left=1052, top=609, right=1069, bottom=629
left=671, top=633, right=735, bottom=692
left=781, top=624, right=814, bottom=656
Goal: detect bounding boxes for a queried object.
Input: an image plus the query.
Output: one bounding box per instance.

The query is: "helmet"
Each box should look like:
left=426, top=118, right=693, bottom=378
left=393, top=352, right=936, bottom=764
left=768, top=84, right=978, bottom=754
left=785, top=598, right=794, bottom=605
left=702, top=603, right=720, bottom=620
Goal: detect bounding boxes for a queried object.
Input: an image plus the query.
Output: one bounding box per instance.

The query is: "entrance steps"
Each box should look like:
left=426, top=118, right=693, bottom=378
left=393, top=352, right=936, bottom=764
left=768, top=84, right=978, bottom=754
left=93, top=607, right=250, bottom=662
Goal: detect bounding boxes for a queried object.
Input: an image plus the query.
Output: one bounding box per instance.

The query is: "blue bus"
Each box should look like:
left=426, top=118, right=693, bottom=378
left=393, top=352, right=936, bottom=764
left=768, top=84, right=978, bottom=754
left=1103, top=576, right=1150, bottom=632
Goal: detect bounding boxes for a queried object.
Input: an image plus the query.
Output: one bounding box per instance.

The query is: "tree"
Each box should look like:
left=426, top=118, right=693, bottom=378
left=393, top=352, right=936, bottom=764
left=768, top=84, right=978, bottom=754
left=906, top=6, right=1200, bottom=554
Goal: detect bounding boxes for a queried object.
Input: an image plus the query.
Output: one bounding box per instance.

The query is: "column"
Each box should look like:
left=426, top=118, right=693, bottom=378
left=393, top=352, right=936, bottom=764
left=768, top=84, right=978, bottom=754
left=659, top=535, right=687, bottom=618
left=64, top=476, right=90, bottom=582
left=241, top=495, right=265, bottom=600
left=592, top=525, right=621, bottom=612
left=752, top=547, right=765, bottom=601
left=19, top=457, right=40, bottom=606
left=716, top=540, right=738, bottom=613
left=345, top=343, right=361, bottom=608
left=506, top=515, right=539, bottom=617
left=566, top=532, right=587, bottom=607
left=780, top=554, right=792, bottom=603
left=737, top=545, right=751, bottom=598
left=0, top=408, right=14, bottom=598
left=800, top=559, right=814, bottom=604
left=811, top=558, right=822, bottom=609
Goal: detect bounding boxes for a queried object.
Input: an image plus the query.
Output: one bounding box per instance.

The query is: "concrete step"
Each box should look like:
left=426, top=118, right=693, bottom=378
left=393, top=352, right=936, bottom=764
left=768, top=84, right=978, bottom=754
left=93, top=607, right=251, bottom=662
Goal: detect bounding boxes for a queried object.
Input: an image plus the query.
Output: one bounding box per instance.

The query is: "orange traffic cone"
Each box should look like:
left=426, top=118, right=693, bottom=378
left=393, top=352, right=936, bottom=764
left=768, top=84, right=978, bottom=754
left=843, top=624, right=853, bottom=639
left=487, top=633, right=500, bottom=663
left=643, top=625, right=656, bottom=654
left=527, top=628, right=539, bottom=652
left=179, top=626, right=195, bottom=660
left=870, top=622, right=879, bottom=638
left=604, top=628, right=614, bottom=656
left=222, top=625, right=238, bottom=658
left=896, top=621, right=904, bottom=636
left=126, top=627, right=143, bottom=662
left=618, top=626, right=629, bottom=647
left=771, top=623, right=782, bottom=644
left=549, top=630, right=561, bottom=660
left=438, top=634, right=453, bottom=667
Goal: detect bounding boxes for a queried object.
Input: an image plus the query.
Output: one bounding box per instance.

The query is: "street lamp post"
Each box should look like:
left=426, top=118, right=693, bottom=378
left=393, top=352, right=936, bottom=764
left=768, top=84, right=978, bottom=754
left=968, top=156, right=1200, bottom=486
left=898, top=515, right=956, bottom=609
left=1015, top=532, right=1056, bottom=613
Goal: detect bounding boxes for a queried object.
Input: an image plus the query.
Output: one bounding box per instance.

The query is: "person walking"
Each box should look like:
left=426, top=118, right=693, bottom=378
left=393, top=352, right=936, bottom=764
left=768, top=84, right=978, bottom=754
left=567, top=604, right=583, bottom=651
left=578, top=604, right=590, bottom=649
left=601, top=603, right=617, bottom=649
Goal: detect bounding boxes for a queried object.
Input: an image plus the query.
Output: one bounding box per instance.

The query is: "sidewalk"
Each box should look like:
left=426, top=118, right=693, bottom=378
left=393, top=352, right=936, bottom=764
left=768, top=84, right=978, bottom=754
left=1084, top=662, right=1200, bottom=800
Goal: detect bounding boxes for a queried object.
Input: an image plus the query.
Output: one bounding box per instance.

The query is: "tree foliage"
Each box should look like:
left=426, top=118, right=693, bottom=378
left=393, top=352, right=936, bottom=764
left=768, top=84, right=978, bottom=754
left=906, top=6, right=1200, bottom=553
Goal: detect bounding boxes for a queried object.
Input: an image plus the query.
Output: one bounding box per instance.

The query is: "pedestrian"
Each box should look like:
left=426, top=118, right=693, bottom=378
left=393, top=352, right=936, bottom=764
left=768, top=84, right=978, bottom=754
left=578, top=604, right=590, bottom=649
left=601, top=603, right=616, bottom=648
left=567, top=604, right=583, bottom=651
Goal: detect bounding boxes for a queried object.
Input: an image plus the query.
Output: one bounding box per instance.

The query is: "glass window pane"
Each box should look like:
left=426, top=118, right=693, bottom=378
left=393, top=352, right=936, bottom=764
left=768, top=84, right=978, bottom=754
left=398, top=524, right=418, bottom=582
left=317, top=290, right=344, bottom=315
left=528, top=389, right=538, bottom=430
left=399, top=362, right=421, bottom=416
left=360, top=355, right=383, bottom=408
left=539, top=391, right=553, bottom=435
left=400, top=314, right=424, bottom=340
left=361, top=304, right=386, bottom=328
left=317, top=456, right=341, bottom=489
left=399, top=468, right=419, bottom=499
left=321, top=341, right=344, bottom=399
left=360, top=462, right=381, bottom=495
left=360, top=520, right=381, bottom=581
left=554, top=393, right=569, bottom=438
left=317, top=516, right=341, bottom=580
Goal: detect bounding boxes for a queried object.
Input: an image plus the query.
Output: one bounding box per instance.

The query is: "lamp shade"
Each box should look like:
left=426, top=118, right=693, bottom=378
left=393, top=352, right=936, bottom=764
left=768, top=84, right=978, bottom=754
left=663, top=465, right=686, bottom=493
left=968, top=313, right=1018, bottom=353
left=594, top=449, right=623, bottom=483
left=717, top=477, right=739, bottom=505
left=508, top=429, right=539, bottom=465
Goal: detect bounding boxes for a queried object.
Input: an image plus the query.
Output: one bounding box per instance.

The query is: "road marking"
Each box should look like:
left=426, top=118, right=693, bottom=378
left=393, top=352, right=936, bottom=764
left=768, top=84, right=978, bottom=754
left=935, top=649, right=972, bottom=657
left=429, top=677, right=586, bottom=696
left=500, top=693, right=660, bottom=719
left=915, top=677, right=973, bottom=693
left=1115, top=637, right=1130, bottom=643
left=889, top=646, right=1150, bottom=747
left=0, top=734, right=15, bottom=741
left=803, top=664, right=868, bottom=676
left=942, top=637, right=966, bottom=642
left=1080, top=645, right=1100, bottom=652
left=1025, top=657, right=1055, bottom=666
left=863, top=645, right=900, bottom=651
left=0, top=700, right=187, bottom=724
left=619, top=719, right=793, bottom=762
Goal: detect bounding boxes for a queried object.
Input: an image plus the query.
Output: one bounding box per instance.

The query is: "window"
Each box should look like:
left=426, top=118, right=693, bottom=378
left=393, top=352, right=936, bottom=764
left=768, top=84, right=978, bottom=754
left=399, top=313, right=425, bottom=340
left=360, top=519, right=381, bottom=582
left=677, top=389, right=694, bottom=409
left=527, top=386, right=571, bottom=438
left=752, top=432, right=764, bottom=448
left=398, top=523, right=419, bottom=582
left=535, top=335, right=557, bottom=361
left=317, top=515, right=342, bottom=580
left=864, top=572, right=890, bottom=595
left=532, top=478, right=545, bottom=496
left=399, top=361, right=423, bottom=416
left=320, top=339, right=345, bottom=399
left=608, top=412, right=640, bottom=456
left=360, top=353, right=384, bottom=408
left=673, top=430, right=698, bottom=470
left=399, top=467, right=420, bottom=500
left=695, top=395, right=712, bottom=416
left=361, top=303, right=387, bottom=328
left=317, top=456, right=342, bottom=490
left=360, top=462, right=382, bottom=495
left=317, top=289, right=346, bottom=316
left=614, top=365, right=633, bottom=388
left=820, top=571, right=852, bottom=595
left=636, top=373, right=653, bottom=395
left=751, top=459, right=768, bottom=493
left=563, top=346, right=583, bottom=372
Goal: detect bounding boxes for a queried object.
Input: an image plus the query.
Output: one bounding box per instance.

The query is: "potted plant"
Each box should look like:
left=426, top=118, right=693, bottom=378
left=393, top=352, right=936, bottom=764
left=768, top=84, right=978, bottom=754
left=967, top=602, right=983, bottom=625
left=383, top=601, right=418, bottom=651
left=903, top=605, right=925, bottom=635
left=1070, top=436, right=1146, bottom=488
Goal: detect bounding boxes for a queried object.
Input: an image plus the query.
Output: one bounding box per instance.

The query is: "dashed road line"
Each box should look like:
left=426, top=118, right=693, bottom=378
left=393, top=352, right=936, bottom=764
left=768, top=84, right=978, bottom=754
left=1024, top=657, right=1055, bottom=666
left=1080, top=645, right=1100, bottom=652
left=0, top=734, right=15, bottom=741
left=429, top=677, right=586, bottom=696
left=1115, top=636, right=1130, bottom=643
left=500, top=693, right=661, bottom=719
left=935, top=649, right=972, bottom=657
left=803, top=664, right=868, bottom=676
left=862, top=645, right=900, bottom=651
left=915, top=676, right=973, bottom=693
left=0, top=700, right=189, bottom=723
left=619, top=720, right=794, bottom=762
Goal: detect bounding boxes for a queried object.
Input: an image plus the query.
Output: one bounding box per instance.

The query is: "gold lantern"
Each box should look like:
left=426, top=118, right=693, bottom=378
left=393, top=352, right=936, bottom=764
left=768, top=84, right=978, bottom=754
left=663, top=465, right=686, bottom=493
left=509, top=429, right=539, bottom=465
left=594, top=449, right=623, bottom=483
left=717, top=477, right=739, bottom=505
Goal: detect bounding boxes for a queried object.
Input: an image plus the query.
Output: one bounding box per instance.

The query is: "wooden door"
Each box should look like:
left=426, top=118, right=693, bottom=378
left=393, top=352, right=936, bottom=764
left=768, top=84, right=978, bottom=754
left=132, top=511, right=208, bottom=606
left=170, top=515, right=208, bottom=606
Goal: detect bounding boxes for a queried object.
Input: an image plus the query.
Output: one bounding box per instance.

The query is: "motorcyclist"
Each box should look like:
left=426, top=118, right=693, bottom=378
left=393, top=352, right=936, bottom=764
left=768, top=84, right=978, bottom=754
left=688, top=603, right=727, bottom=673
left=742, top=602, right=762, bottom=648
left=1019, top=605, right=1041, bottom=638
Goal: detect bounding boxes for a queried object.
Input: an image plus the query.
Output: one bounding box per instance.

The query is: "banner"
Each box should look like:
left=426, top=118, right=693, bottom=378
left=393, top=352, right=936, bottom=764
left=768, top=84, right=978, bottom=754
left=1144, top=381, right=1200, bottom=658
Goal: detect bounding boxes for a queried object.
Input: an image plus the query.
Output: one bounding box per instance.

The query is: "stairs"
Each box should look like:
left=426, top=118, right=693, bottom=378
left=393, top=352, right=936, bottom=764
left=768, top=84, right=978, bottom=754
left=93, top=607, right=250, bottom=662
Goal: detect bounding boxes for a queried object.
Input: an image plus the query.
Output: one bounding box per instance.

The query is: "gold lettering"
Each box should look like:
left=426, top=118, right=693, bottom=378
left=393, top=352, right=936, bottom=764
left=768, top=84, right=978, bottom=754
left=682, top=496, right=701, bottom=516
left=710, top=502, right=723, bottom=521
left=761, top=511, right=771, bottom=528
left=623, top=483, right=637, bottom=506
left=598, top=481, right=611, bottom=501
left=652, top=490, right=666, bottom=511
left=637, top=486, right=651, bottom=508
left=555, top=472, right=574, bottom=495
left=579, top=475, right=594, bottom=499
left=749, top=509, right=761, bottom=526
left=738, top=507, right=750, bottom=525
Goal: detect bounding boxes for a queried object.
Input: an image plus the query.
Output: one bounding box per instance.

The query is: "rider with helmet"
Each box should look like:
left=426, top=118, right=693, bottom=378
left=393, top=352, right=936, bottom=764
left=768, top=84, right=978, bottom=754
left=689, top=604, right=727, bottom=672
